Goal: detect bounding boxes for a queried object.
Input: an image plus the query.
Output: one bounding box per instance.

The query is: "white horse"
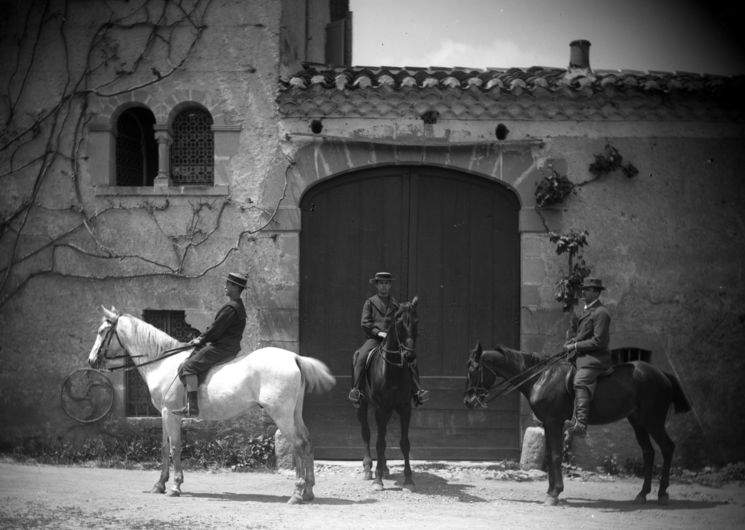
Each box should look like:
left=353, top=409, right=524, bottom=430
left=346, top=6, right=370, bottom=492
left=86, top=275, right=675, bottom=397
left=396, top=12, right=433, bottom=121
left=87, top=306, right=335, bottom=503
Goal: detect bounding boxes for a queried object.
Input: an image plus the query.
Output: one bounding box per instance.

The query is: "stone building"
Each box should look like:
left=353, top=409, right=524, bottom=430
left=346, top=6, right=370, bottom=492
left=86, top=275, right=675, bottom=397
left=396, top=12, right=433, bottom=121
left=1, top=0, right=743, bottom=468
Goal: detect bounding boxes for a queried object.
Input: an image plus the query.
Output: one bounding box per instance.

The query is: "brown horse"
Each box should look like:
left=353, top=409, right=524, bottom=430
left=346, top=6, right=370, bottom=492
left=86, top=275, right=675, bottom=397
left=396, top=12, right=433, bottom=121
left=463, top=343, right=691, bottom=506
left=355, top=297, right=419, bottom=491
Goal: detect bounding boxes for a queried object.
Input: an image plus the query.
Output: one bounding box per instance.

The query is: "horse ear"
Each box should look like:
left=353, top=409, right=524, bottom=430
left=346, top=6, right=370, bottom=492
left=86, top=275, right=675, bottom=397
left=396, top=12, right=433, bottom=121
left=102, top=305, right=116, bottom=320
left=411, top=296, right=418, bottom=307
left=472, top=342, right=483, bottom=360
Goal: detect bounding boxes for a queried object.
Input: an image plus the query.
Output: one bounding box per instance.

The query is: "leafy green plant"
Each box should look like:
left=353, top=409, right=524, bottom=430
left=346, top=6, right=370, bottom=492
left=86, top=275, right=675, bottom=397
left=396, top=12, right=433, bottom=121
left=549, top=230, right=591, bottom=311
left=589, top=144, right=639, bottom=179
left=535, top=168, right=575, bottom=207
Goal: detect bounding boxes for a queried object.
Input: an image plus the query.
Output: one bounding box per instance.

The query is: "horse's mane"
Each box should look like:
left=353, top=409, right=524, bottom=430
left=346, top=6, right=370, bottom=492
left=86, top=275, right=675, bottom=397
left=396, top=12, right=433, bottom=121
left=121, top=314, right=182, bottom=360
left=493, top=344, right=544, bottom=369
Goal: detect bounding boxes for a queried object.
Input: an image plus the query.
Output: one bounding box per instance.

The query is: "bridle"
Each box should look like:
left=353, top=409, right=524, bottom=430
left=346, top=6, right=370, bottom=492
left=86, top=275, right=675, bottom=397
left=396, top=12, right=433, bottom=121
left=465, top=349, right=568, bottom=407
left=464, top=357, right=498, bottom=407
left=94, top=313, right=191, bottom=372
left=380, top=304, right=416, bottom=368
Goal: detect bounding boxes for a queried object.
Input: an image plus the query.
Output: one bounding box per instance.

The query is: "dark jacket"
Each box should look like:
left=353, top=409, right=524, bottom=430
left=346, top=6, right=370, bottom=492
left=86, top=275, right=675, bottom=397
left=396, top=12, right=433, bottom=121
left=568, top=301, right=612, bottom=370
left=198, top=299, right=246, bottom=354
left=361, top=294, right=399, bottom=339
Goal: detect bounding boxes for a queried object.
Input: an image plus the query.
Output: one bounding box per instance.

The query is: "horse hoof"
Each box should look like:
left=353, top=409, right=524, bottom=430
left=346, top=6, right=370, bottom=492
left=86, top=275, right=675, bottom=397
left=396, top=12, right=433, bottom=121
left=372, top=482, right=384, bottom=491
left=302, top=491, right=315, bottom=502
left=150, top=485, right=165, bottom=494
left=362, top=471, right=373, bottom=480
left=166, top=488, right=181, bottom=497
left=658, top=494, right=670, bottom=506
left=545, top=495, right=559, bottom=506
left=287, top=494, right=303, bottom=505
left=402, top=483, right=415, bottom=493
left=634, top=494, right=647, bottom=504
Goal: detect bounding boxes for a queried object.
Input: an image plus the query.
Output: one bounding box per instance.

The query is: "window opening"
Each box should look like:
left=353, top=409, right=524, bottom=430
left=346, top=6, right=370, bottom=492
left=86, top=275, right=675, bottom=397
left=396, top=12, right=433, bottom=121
left=125, top=310, right=200, bottom=417
left=611, top=347, right=651, bottom=365
left=170, top=107, right=214, bottom=185
left=116, top=107, right=157, bottom=186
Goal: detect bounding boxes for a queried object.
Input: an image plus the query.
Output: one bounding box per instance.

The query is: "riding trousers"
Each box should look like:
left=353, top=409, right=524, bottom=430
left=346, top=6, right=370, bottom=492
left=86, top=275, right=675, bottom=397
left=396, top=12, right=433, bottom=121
left=178, top=344, right=237, bottom=384
left=573, top=366, right=605, bottom=397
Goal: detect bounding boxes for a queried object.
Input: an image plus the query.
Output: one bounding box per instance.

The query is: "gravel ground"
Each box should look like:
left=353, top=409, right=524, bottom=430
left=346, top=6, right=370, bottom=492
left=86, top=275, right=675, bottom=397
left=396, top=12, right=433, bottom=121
left=1, top=460, right=743, bottom=529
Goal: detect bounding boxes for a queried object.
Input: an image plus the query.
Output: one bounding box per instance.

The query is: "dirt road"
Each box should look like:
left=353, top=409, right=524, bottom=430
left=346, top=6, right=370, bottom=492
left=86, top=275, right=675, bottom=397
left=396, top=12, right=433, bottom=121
left=1, top=460, right=743, bottom=529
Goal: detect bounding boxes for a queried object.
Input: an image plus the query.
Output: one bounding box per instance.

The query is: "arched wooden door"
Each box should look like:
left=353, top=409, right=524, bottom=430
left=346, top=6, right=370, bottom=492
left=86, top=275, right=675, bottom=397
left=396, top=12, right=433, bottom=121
left=300, top=165, right=520, bottom=460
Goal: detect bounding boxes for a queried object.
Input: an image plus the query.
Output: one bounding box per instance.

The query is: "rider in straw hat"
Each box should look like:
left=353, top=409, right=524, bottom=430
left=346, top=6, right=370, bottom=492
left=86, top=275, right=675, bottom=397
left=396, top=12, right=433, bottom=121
left=175, top=272, right=248, bottom=417
left=349, top=272, right=429, bottom=408
left=562, top=277, right=612, bottom=437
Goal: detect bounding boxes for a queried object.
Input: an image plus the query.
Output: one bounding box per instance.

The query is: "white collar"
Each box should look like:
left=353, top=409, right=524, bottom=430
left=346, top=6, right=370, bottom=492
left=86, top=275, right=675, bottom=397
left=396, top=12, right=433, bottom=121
left=584, top=299, right=600, bottom=311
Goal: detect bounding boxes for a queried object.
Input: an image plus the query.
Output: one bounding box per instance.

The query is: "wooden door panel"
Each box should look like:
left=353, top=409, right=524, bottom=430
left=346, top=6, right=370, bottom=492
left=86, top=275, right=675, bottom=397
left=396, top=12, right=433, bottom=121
left=301, top=166, right=520, bottom=460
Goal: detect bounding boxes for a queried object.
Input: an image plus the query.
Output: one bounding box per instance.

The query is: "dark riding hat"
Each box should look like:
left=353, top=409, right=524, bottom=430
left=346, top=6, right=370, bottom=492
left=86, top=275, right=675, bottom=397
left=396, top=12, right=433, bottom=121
left=581, top=277, right=605, bottom=291
left=227, top=272, right=248, bottom=288
left=370, top=271, right=394, bottom=284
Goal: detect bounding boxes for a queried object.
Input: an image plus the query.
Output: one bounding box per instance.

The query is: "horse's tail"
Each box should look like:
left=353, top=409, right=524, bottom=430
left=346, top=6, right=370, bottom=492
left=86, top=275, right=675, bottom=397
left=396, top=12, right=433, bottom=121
left=295, top=355, right=336, bottom=394
left=664, top=371, right=692, bottom=413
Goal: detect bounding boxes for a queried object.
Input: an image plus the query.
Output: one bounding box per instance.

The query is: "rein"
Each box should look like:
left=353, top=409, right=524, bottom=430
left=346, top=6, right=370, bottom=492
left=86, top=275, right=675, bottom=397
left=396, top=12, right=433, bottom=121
left=468, top=350, right=568, bottom=404
left=97, top=314, right=193, bottom=372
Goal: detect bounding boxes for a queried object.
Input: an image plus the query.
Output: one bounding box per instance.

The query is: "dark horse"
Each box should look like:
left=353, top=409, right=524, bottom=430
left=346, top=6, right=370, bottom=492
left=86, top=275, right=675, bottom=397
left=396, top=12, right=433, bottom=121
left=356, top=297, right=419, bottom=491
left=464, top=343, right=691, bottom=506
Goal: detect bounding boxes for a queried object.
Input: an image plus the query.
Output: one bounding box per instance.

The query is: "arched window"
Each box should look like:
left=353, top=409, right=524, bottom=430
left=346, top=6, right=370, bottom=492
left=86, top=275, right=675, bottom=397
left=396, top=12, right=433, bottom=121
left=611, top=347, right=651, bottom=365
left=115, top=107, right=157, bottom=186
left=170, top=107, right=214, bottom=185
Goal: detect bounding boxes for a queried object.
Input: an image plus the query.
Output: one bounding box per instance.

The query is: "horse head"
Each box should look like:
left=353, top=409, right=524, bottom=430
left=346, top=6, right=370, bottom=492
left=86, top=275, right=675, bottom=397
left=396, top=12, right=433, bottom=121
left=463, top=342, right=498, bottom=409
left=88, top=305, right=124, bottom=370
left=392, top=296, right=418, bottom=362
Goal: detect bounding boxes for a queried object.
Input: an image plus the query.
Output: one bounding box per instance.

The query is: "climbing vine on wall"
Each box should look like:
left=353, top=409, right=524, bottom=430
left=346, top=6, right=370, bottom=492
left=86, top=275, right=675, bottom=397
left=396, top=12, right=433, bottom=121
left=0, top=0, right=283, bottom=308
left=535, top=144, right=636, bottom=311
left=549, top=230, right=591, bottom=312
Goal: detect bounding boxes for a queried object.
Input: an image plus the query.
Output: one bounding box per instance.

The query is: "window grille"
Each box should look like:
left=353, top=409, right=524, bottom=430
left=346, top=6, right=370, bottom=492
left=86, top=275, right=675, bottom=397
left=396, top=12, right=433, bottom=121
left=115, top=107, right=157, bottom=186
left=170, top=108, right=214, bottom=185
left=611, top=347, right=651, bottom=365
left=125, top=310, right=200, bottom=417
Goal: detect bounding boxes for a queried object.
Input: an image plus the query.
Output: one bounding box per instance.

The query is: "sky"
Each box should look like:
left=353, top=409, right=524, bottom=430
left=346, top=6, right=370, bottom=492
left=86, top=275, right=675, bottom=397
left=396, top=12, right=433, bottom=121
left=350, top=0, right=745, bottom=76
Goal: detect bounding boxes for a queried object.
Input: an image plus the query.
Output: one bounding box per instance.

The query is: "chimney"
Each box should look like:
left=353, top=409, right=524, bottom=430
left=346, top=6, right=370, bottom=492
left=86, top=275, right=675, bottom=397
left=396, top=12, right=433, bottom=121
left=569, top=40, right=591, bottom=70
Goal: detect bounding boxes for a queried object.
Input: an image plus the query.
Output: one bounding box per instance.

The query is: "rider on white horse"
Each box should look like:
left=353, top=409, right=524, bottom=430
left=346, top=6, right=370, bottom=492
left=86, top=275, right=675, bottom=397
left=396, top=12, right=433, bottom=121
left=176, top=272, right=248, bottom=417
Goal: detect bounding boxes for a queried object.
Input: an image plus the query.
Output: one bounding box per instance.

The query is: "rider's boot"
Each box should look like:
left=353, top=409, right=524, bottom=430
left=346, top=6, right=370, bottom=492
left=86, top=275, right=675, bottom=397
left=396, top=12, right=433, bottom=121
left=348, top=351, right=364, bottom=408
left=567, top=386, right=590, bottom=437
left=174, top=375, right=199, bottom=417
left=409, top=361, right=430, bottom=407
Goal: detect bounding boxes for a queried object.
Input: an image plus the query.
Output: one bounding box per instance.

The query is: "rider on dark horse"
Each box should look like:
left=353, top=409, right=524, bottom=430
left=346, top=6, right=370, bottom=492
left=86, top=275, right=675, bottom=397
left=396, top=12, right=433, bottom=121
left=562, top=277, right=612, bottom=436
left=175, top=272, right=248, bottom=417
left=348, top=272, right=429, bottom=408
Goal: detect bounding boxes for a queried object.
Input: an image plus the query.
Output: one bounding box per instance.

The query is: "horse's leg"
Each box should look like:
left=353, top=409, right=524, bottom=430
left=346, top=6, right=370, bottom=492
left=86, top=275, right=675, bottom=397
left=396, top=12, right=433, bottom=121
left=357, top=402, right=373, bottom=480
left=372, top=407, right=392, bottom=491
left=293, top=400, right=316, bottom=503
left=648, top=423, right=675, bottom=505
left=164, top=412, right=184, bottom=497
left=628, top=415, right=654, bottom=504
left=151, top=413, right=170, bottom=494
left=399, top=405, right=414, bottom=491
left=543, top=422, right=565, bottom=506
left=272, top=409, right=310, bottom=505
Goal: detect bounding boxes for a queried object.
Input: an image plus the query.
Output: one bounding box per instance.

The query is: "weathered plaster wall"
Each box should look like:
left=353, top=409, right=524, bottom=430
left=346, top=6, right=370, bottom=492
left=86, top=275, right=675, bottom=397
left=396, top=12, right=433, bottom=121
left=0, top=0, right=298, bottom=449
left=275, top=113, right=745, bottom=466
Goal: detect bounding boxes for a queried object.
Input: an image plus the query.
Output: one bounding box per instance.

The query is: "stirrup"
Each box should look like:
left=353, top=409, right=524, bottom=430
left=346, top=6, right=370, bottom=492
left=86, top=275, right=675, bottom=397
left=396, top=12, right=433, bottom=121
left=172, top=406, right=199, bottom=418
left=413, top=389, right=430, bottom=407
left=565, top=418, right=587, bottom=437
left=348, top=388, right=363, bottom=407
